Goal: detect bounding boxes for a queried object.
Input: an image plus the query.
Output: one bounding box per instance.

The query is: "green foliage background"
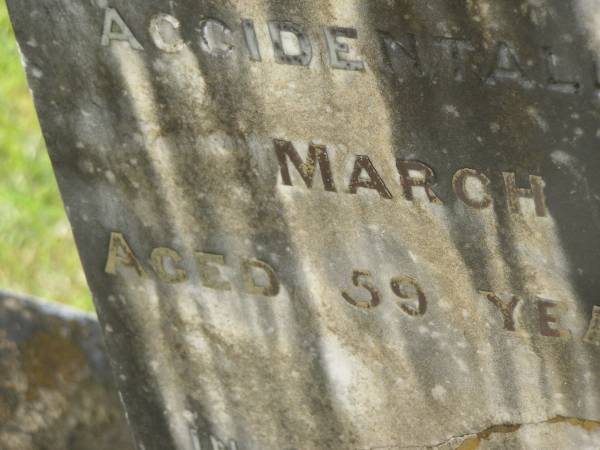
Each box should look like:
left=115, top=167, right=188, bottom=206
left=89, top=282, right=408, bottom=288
left=0, top=3, right=93, bottom=311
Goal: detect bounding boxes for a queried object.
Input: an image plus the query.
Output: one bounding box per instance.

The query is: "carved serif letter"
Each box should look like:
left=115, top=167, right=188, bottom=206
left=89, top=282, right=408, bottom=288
left=275, top=139, right=337, bottom=192
left=101, top=8, right=144, bottom=50
left=151, top=247, right=188, bottom=283
left=242, top=259, right=280, bottom=297
left=105, top=232, right=147, bottom=277
left=348, top=155, right=392, bottom=199
left=583, top=306, right=600, bottom=345
left=481, top=291, right=521, bottom=331
left=503, top=172, right=547, bottom=217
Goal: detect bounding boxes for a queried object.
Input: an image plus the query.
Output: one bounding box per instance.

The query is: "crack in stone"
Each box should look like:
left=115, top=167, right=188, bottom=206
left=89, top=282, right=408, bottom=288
left=366, top=416, right=600, bottom=450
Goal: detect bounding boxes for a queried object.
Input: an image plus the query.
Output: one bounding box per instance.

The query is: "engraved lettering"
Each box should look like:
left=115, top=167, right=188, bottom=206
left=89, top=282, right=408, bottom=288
left=95, top=12, right=600, bottom=100
left=594, top=60, right=600, bottom=100
left=149, top=13, right=185, bottom=53
left=452, top=168, right=492, bottom=209
left=583, top=306, right=600, bottom=345
left=486, top=42, right=533, bottom=88
left=502, top=172, right=547, bottom=217
left=348, top=155, right=393, bottom=199
left=274, top=139, right=336, bottom=192
left=242, top=259, right=280, bottom=297
left=323, top=27, right=365, bottom=71
left=268, top=21, right=312, bottom=66
left=210, top=435, right=238, bottom=450
left=481, top=291, right=521, bottom=331
left=272, top=139, right=552, bottom=219
left=189, top=427, right=201, bottom=450
left=543, top=47, right=580, bottom=94
left=396, top=160, right=442, bottom=204
left=433, top=37, right=475, bottom=81
left=101, top=8, right=144, bottom=50
left=198, top=19, right=234, bottom=57
left=242, top=19, right=262, bottom=62
left=150, top=247, right=188, bottom=283
left=105, top=232, right=147, bottom=277
left=537, top=298, right=571, bottom=338
left=390, top=276, right=427, bottom=316
left=379, top=32, right=424, bottom=78
left=195, top=252, right=231, bottom=291
left=342, top=270, right=381, bottom=309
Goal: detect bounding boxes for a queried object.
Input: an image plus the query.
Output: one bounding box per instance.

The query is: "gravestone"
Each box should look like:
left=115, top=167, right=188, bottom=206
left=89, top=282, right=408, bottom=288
left=0, top=291, right=134, bottom=450
left=6, top=0, right=600, bottom=448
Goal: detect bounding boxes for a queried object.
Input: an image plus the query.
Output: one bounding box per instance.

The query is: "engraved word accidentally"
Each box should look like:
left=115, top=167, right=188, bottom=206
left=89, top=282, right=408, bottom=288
left=100, top=7, right=600, bottom=98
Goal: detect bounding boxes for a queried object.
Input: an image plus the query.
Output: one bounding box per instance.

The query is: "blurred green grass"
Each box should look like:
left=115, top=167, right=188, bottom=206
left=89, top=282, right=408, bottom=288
left=0, top=4, right=93, bottom=311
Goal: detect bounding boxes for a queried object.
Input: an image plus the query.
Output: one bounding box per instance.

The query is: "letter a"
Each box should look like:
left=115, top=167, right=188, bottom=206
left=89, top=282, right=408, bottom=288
left=101, top=8, right=144, bottom=50
left=105, top=232, right=147, bottom=277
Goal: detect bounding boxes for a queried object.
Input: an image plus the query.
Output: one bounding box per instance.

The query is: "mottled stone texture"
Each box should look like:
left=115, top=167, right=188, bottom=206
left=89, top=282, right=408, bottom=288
left=6, top=0, right=600, bottom=449
left=0, top=292, right=134, bottom=450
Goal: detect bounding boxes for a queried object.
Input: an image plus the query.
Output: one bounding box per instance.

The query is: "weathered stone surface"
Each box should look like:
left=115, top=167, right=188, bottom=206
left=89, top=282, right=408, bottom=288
left=6, top=0, right=600, bottom=449
left=0, top=291, right=134, bottom=450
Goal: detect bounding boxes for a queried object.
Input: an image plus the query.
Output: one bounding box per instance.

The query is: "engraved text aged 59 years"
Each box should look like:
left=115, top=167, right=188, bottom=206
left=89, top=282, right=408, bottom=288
left=103, top=139, right=599, bottom=348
